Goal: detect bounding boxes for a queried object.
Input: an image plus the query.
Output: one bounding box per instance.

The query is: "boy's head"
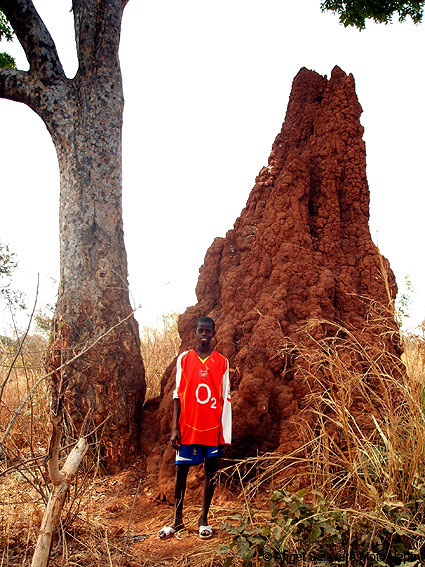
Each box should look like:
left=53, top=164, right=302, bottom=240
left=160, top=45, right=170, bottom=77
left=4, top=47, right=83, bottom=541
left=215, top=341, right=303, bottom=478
left=194, top=317, right=216, bottom=349
left=194, top=316, right=215, bottom=332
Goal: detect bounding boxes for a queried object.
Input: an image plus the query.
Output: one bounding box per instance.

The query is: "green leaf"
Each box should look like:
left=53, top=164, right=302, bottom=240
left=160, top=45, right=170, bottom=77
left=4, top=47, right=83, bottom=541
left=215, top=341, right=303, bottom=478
left=271, top=490, right=284, bottom=502
left=271, top=503, right=279, bottom=518
left=272, top=526, right=283, bottom=541
left=296, top=488, right=307, bottom=499
left=0, top=52, right=16, bottom=69
left=307, top=524, right=321, bottom=542
left=288, top=502, right=301, bottom=517
left=321, top=522, right=338, bottom=535
left=223, top=519, right=250, bottom=535
left=218, top=544, right=232, bottom=555
left=320, top=0, right=425, bottom=29
left=247, top=535, right=266, bottom=546
left=0, top=10, right=14, bottom=41
left=236, top=537, right=256, bottom=562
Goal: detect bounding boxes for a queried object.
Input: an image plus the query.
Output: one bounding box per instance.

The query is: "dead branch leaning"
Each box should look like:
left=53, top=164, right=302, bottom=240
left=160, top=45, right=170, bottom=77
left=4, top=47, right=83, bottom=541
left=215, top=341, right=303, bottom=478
left=30, top=415, right=89, bottom=567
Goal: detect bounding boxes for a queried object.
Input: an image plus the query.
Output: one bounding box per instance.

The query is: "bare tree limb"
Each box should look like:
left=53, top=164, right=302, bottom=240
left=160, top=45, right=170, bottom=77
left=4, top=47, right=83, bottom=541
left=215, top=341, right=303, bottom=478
left=0, top=0, right=64, bottom=77
left=47, top=415, right=65, bottom=486
left=30, top=433, right=89, bottom=567
left=0, top=412, right=111, bottom=480
left=0, top=67, right=33, bottom=104
left=0, top=453, right=48, bottom=477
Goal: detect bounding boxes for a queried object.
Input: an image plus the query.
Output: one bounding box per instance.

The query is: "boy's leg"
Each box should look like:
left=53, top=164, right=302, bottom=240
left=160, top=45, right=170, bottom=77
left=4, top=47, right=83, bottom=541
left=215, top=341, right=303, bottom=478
left=199, top=457, right=219, bottom=527
left=173, top=464, right=189, bottom=529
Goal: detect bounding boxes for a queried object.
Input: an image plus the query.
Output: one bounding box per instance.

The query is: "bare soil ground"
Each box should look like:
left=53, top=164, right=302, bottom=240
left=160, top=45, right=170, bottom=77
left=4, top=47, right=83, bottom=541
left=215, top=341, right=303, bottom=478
left=43, top=460, right=244, bottom=567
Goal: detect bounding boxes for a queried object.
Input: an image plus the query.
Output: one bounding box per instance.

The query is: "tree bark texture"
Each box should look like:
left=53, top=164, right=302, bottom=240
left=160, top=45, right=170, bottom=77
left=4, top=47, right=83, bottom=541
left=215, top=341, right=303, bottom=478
left=0, top=0, right=145, bottom=469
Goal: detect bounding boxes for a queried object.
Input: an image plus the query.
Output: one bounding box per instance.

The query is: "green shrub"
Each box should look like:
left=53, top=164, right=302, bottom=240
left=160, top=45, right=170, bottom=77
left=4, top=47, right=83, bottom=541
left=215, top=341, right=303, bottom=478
left=220, top=488, right=425, bottom=566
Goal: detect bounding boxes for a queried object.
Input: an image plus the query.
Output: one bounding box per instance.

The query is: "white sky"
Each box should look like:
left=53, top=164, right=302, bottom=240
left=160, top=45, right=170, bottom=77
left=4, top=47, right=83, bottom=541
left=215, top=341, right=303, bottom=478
left=0, top=0, right=424, bottom=333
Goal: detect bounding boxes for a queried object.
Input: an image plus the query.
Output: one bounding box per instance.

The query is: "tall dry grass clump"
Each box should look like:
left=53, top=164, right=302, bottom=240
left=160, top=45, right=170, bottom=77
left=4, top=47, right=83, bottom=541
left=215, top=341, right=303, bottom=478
left=0, top=333, right=49, bottom=452
left=0, top=332, right=138, bottom=567
left=222, top=315, right=425, bottom=565
left=299, top=319, right=424, bottom=516
left=0, top=333, right=50, bottom=564
left=140, top=313, right=181, bottom=399
left=291, top=320, right=425, bottom=561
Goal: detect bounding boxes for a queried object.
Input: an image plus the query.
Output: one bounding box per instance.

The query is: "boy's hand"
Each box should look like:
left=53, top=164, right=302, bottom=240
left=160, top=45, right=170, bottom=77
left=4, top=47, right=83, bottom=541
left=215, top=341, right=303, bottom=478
left=171, top=426, right=181, bottom=451
left=219, top=444, right=228, bottom=454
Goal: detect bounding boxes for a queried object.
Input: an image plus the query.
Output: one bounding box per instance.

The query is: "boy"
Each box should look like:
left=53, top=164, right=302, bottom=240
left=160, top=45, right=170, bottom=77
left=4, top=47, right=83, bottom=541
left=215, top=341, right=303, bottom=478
left=158, top=316, right=231, bottom=540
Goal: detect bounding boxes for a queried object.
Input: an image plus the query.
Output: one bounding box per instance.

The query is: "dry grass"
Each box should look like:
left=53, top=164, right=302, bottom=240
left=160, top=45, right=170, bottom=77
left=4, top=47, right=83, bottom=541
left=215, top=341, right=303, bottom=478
left=140, top=313, right=181, bottom=400
left=0, top=322, right=229, bottom=567
left=221, top=320, right=425, bottom=564
left=3, top=315, right=425, bottom=566
left=298, top=320, right=425, bottom=512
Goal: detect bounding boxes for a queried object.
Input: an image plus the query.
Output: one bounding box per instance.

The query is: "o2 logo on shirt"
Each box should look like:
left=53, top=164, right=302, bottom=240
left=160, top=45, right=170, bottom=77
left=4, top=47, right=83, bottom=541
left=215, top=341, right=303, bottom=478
left=195, top=383, right=217, bottom=409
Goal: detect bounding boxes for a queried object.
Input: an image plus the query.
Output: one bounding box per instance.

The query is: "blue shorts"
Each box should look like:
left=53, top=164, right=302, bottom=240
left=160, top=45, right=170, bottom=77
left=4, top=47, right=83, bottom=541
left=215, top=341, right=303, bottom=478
left=175, top=445, right=224, bottom=466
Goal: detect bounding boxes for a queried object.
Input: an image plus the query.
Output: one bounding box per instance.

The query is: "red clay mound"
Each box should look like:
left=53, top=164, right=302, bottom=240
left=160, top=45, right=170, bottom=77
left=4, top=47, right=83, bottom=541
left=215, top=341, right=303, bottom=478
left=148, top=66, right=400, bottom=497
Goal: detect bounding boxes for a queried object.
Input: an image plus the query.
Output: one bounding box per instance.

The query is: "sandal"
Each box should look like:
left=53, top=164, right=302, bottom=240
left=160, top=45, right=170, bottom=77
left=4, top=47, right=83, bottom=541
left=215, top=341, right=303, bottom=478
left=199, top=525, right=213, bottom=539
left=158, top=526, right=175, bottom=539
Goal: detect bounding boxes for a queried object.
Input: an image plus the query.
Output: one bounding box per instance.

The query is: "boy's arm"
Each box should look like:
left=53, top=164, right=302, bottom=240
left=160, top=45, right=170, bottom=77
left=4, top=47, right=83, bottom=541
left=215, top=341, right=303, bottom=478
left=171, top=397, right=181, bottom=450
left=220, top=359, right=232, bottom=446
left=171, top=352, right=186, bottom=450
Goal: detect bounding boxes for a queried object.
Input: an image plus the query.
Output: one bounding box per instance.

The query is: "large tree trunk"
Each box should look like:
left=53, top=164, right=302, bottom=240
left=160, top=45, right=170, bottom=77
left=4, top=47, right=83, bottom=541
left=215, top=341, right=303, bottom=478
left=46, top=75, right=146, bottom=468
left=0, top=0, right=145, bottom=469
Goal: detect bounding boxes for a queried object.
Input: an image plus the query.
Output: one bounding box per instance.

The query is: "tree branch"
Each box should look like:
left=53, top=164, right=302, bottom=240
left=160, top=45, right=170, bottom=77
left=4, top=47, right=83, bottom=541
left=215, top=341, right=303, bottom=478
left=31, top=435, right=89, bottom=567
left=72, top=0, right=124, bottom=75
left=0, top=0, right=64, bottom=79
left=47, top=415, right=65, bottom=486
left=0, top=67, right=32, bottom=103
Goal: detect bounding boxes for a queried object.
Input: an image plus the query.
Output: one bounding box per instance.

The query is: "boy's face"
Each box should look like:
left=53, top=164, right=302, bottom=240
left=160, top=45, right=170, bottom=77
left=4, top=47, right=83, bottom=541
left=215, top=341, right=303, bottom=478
left=194, top=322, right=215, bottom=347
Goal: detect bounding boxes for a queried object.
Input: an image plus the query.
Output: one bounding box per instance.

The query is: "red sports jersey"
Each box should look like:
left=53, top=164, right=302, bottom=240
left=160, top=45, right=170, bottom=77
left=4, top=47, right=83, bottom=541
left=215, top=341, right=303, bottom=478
left=173, top=349, right=232, bottom=446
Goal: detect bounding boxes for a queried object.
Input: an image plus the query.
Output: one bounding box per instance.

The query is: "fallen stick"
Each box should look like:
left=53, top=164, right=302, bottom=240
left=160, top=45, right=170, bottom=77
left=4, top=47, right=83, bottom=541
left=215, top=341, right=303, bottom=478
left=31, top=417, right=89, bottom=567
